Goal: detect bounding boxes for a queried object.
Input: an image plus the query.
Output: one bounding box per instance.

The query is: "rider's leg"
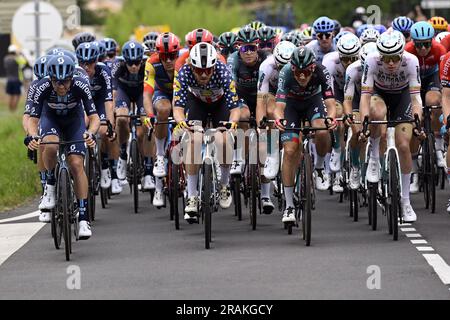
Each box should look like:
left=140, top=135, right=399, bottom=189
left=153, top=98, right=171, bottom=177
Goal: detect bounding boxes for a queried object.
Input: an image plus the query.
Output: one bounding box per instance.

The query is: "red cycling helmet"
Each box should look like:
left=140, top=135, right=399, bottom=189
left=187, top=28, right=214, bottom=49
left=156, top=32, right=180, bottom=53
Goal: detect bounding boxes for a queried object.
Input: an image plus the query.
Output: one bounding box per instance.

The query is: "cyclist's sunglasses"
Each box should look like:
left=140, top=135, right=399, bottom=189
left=340, top=55, right=359, bottom=64
left=402, top=31, right=411, bottom=39
left=192, top=65, right=214, bottom=76
left=259, top=41, right=275, bottom=49
left=106, top=52, right=116, bottom=58
left=414, top=40, right=432, bottom=49
left=239, top=44, right=258, bottom=53
left=126, top=60, right=141, bottom=66
left=79, top=60, right=96, bottom=67
left=292, top=64, right=315, bottom=77
left=51, top=78, right=71, bottom=87
left=381, top=54, right=402, bottom=63
left=160, top=52, right=178, bottom=61
left=317, top=33, right=333, bottom=40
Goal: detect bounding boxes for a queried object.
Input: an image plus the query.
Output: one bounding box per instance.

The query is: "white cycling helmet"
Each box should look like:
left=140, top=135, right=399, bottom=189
left=190, top=42, right=217, bottom=68
left=337, top=33, right=361, bottom=56
left=360, top=28, right=380, bottom=45
left=273, top=41, right=297, bottom=66
left=376, top=30, right=405, bottom=55
left=435, top=31, right=450, bottom=43
left=359, top=42, right=378, bottom=64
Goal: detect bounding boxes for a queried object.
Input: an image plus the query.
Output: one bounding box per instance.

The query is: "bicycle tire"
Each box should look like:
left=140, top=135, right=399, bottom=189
left=59, top=169, right=71, bottom=261
left=202, top=163, right=213, bottom=249
left=388, top=150, right=400, bottom=241
left=351, top=189, right=358, bottom=222
left=131, top=139, right=139, bottom=214
left=440, top=167, right=446, bottom=190
left=427, top=135, right=436, bottom=213
left=250, top=163, right=258, bottom=230
left=172, top=162, right=180, bottom=230
left=100, top=186, right=107, bottom=209
left=302, top=153, right=312, bottom=246
left=369, top=182, right=377, bottom=230
left=233, top=175, right=242, bottom=221
left=85, top=148, right=96, bottom=222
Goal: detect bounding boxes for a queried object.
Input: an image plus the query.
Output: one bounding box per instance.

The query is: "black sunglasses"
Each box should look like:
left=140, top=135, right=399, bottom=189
left=414, top=41, right=432, bottom=49
left=126, top=60, right=141, bottom=66
left=317, top=33, right=332, bottom=40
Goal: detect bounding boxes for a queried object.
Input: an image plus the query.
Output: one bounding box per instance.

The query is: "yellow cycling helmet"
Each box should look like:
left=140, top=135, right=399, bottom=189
left=429, top=16, right=448, bottom=31
left=230, top=27, right=241, bottom=34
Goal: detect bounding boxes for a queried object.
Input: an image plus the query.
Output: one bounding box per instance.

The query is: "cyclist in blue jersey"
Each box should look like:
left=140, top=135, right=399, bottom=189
left=306, top=16, right=336, bottom=64
left=112, top=41, right=148, bottom=187
left=26, top=55, right=100, bottom=239
left=76, top=42, right=119, bottom=193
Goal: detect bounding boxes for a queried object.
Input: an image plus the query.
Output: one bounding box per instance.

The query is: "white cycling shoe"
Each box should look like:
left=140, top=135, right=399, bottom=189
left=349, top=167, right=361, bottom=190
left=329, top=149, right=341, bottom=172
left=111, top=179, right=123, bottom=194
left=39, top=211, right=51, bottom=223
left=436, top=150, right=446, bottom=168
left=314, top=169, right=330, bottom=191
left=219, top=186, right=232, bottom=209
left=39, top=184, right=56, bottom=210
left=117, top=158, right=127, bottom=180
left=262, top=197, right=275, bottom=214
left=282, top=207, right=296, bottom=223
left=153, top=156, right=167, bottom=178
left=78, top=221, right=92, bottom=240
left=332, top=172, right=344, bottom=193
left=410, top=173, right=419, bottom=194
left=100, top=169, right=112, bottom=189
left=366, top=158, right=380, bottom=183
left=142, top=175, right=155, bottom=190
left=230, top=159, right=244, bottom=175
left=153, top=190, right=164, bottom=207
left=263, top=156, right=279, bottom=180
left=401, top=203, right=417, bottom=223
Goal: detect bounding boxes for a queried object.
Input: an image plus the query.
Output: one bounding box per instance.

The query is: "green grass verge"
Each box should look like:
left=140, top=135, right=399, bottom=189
left=0, top=113, right=40, bottom=211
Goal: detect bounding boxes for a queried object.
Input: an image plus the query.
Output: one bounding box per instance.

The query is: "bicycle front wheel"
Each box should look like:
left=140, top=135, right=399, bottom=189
left=388, top=150, right=400, bottom=241
left=202, top=163, right=213, bottom=249
left=59, top=168, right=72, bottom=261
left=130, top=139, right=139, bottom=214
left=250, top=163, right=259, bottom=230
left=302, top=153, right=312, bottom=246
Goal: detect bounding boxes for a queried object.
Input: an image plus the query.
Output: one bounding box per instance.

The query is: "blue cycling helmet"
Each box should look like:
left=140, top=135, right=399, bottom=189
left=373, top=24, right=387, bottom=34
left=33, top=55, right=50, bottom=79
left=103, top=38, right=117, bottom=54
left=46, top=47, right=63, bottom=56
left=356, top=24, right=369, bottom=37
left=411, top=21, right=435, bottom=40
left=55, top=49, right=77, bottom=65
left=392, top=16, right=414, bottom=33
left=47, top=55, right=75, bottom=80
left=76, top=42, right=99, bottom=63
left=122, top=41, right=144, bottom=61
left=333, top=31, right=351, bottom=46
left=313, top=16, right=335, bottom=34
left=97, top=41, right=107, bottom=59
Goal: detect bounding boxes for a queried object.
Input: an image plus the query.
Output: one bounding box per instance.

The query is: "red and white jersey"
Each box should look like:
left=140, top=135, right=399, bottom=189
left=361, top=51, right=421, bottom=94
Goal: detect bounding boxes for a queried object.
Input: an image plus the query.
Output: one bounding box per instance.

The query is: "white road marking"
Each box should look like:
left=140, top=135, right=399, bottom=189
left=416, top=247, right=434, bottom=252
left=0, top=211, right=40, bottom=224
left=411, top=239, right=428, bottom=244
left=0, top=222, right=46, bottom=266
left=405, top=233, right=422, bottom=238
left=400, top=228, right=416, bottom=232
left=422, top=254, right=450, bottom=285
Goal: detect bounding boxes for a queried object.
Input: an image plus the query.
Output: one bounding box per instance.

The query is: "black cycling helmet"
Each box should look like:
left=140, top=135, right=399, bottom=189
left=143, top=32, right=159, bottom=43
left=333, top=20, right=342, bottom=35
left=236, top=26, right=259, bottom=44
left=290, top=47, right=316, bottom=69
left=257, top=26, right=276, bottom=42
left=72, top=32, right=96, bottom=50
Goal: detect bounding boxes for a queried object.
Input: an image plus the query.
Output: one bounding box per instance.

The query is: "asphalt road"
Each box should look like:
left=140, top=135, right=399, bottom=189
left=1, top=184, right=450, bottom=300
